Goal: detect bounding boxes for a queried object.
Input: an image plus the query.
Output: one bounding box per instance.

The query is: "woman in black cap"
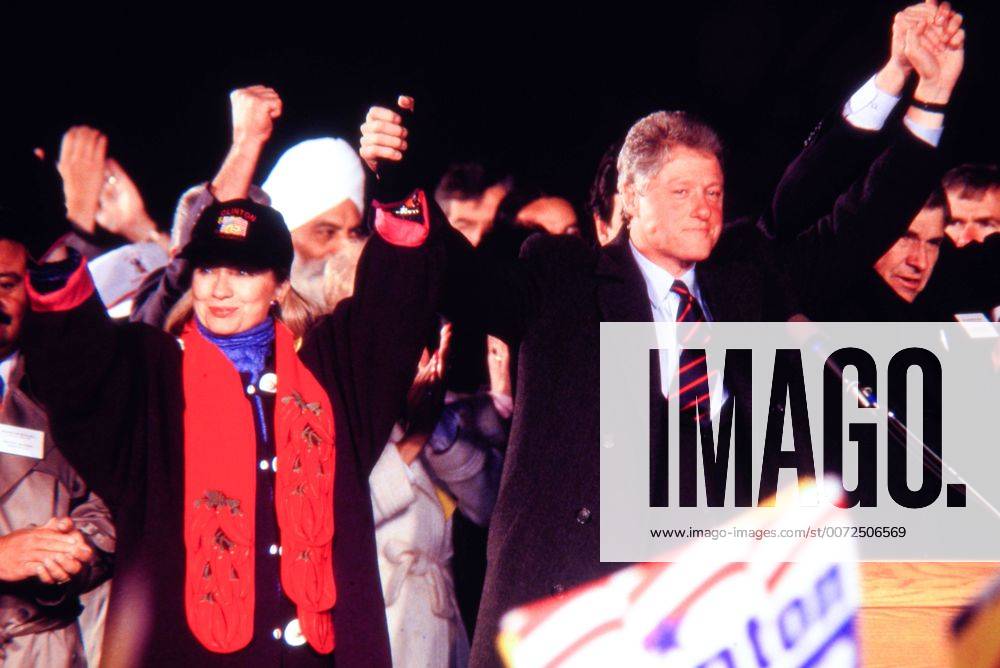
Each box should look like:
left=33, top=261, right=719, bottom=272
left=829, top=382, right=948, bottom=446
left=19, top=189, right=439, bottom=666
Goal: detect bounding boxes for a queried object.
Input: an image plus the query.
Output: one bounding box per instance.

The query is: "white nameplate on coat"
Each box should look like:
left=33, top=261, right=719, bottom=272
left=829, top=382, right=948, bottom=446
left=0, top=424, right=44, bottom=459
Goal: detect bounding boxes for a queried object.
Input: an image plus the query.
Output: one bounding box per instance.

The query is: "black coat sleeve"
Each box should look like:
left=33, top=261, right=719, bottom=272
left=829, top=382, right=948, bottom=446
left=298, top=218, right=446, bottom=478
left=762, top=112, right=888, bottom=241
left=129, top=259, right=192, bottom=327
left=438, top=220, right=547, bottom=346
left=920, top=234, right=1000, bottom=317
left=21, top=260, right=181, bottom=511
left=783, top=129, right=944, bottom=306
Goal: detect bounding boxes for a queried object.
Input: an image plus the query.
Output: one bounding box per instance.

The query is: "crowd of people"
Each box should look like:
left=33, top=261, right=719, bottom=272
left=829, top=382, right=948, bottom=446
left=0, top=1, right=995, bottom=667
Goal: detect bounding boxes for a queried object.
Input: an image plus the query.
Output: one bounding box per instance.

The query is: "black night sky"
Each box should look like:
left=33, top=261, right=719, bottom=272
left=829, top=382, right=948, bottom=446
left=3, top=1, right=998, bottom=228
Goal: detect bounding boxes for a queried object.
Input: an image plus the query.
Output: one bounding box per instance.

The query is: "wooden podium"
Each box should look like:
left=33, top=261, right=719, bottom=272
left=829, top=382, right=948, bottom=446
left=859, top=563, right=1000, bottom=667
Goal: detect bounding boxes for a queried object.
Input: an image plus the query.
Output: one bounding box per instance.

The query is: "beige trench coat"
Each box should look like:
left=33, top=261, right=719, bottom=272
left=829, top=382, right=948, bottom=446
left=0, top=358, right=115, bottom=667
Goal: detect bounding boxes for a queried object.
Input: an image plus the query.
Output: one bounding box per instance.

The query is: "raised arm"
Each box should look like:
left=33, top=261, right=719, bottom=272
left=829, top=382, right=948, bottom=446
left=297, top=183, right=444, bottom=475
left=24, top=248, right=122, bottom=415
left=787, top=10, right=964, bottom=300
left=3, top=154, right=124, bottom=426
left=57, top=127, right=170, bottom=257
left=766, top=0, right=962, bottom=240
left=129, top=86, right=281, bottom=326
left=20, top=248, right=134, bottom=499
left=359, top=103, right=541, bottom=344
left=20, top=221, right=179, bottom=512
left=211, top=86, right=282, bottom=200
left=301, top=99, right=555, bottom=475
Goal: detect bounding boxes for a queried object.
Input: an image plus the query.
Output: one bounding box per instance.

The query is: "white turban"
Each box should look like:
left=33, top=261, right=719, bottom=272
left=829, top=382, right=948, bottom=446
left=262, top=137, right=366, bottom=232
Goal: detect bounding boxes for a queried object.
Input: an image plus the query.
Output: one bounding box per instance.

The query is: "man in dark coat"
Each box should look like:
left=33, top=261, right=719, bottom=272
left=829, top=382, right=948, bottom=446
left=457, top=127, right=941, bottom=668
left=764, top=113, right=952, bottom=322
left=359, top=7, right=960, bottom=664
left=364, top=105, right=945, bottom=667
left=761, top=2, right=967, bottom=326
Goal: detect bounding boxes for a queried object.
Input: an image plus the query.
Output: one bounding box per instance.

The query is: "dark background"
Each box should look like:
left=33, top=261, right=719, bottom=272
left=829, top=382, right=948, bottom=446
left=3, top=1, right=997, bottom=228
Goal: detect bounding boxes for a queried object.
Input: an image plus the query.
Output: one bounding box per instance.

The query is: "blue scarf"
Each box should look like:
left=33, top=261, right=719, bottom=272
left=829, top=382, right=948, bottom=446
left=196, top=316, right=275, bottom=441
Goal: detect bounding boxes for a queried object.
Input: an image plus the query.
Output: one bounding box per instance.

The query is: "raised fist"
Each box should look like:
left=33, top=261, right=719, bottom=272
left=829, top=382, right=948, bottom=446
left=230, top=85, right=282, bottom=148
left=359, top=96, right=414, bottom=172
left=57, top=126, right=108, bottom=233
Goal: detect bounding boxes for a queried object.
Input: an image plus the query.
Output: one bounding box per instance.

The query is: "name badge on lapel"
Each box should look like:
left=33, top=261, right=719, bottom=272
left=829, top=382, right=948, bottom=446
left=0, top=424, right=44, bottom=459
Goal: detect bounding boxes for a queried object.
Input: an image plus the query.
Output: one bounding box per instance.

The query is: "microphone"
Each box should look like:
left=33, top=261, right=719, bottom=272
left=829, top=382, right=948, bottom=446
left=786, top=315, right=1000, bottom=522
left=786, top=314, right=875, bottom=406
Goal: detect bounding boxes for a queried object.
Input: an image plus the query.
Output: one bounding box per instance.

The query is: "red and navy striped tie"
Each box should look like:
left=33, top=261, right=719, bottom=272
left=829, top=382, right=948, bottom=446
left=671, top=279, right=712, bottom=413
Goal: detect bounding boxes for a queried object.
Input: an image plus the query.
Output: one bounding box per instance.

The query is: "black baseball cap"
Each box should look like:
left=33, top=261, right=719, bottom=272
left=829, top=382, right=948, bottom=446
left=179, top=199, right=294, bottom=280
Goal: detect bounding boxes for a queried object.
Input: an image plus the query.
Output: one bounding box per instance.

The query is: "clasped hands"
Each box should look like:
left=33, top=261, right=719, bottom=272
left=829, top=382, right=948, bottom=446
left=0, top=517, right=94, bottom=586
left=879, top=0, right=965, bottom=104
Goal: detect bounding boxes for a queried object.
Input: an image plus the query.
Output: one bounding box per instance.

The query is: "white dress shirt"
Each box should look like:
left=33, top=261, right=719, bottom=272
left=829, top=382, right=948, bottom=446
left=629, top=241, right=727, bottom=417
left=843, top=74, right=943, bottom=147
left=623, top=75, right=941, bottom=417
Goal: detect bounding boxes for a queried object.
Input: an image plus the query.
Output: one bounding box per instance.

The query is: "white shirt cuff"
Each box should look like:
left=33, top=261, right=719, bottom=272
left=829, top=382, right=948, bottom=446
left=843, top=74, right=902, bottom=131
left=902, top=116, right=943, bottom=147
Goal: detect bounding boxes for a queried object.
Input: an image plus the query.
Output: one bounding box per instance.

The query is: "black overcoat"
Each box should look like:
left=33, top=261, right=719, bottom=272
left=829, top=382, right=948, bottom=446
left=764, top=114, right=951, bottom=321
left=443, top=123, right=942, bottom=667
left=21, top=231, right=444, bottom=667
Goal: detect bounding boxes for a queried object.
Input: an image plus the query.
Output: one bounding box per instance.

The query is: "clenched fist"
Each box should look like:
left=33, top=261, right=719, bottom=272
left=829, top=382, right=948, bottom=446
left=0, top=517, right=94, bottom=585
left=230, top=85, right=283, bottom=148
left=57, top=126, right=108, bottom=233
left=359, top=95, right=414, bottom=172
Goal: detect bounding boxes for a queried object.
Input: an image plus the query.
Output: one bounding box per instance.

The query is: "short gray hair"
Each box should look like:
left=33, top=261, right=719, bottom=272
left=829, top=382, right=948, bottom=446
left=617, top=111, right=724, bottom=196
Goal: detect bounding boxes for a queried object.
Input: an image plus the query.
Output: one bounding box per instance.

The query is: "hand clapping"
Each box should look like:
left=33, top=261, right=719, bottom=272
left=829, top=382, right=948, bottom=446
left=0, top=517, right=94, bottom=585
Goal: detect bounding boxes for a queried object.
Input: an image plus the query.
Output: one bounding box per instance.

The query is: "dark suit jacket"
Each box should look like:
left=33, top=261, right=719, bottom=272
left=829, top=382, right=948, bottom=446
left=441, top=116, right=943, bottom=668
left=920, top=235, right=1000, bottom=319
left=440, top=220, right=800, bottom=667
left=762, top=114, right=946, bottom=321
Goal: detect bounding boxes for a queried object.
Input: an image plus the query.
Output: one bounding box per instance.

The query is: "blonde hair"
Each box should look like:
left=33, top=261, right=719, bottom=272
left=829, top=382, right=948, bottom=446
left=165, top=285, right=317, bottom=339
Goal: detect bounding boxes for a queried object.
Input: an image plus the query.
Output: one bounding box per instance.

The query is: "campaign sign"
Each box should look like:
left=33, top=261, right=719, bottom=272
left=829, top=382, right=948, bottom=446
left=498, top=481, right=859, bottom=667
